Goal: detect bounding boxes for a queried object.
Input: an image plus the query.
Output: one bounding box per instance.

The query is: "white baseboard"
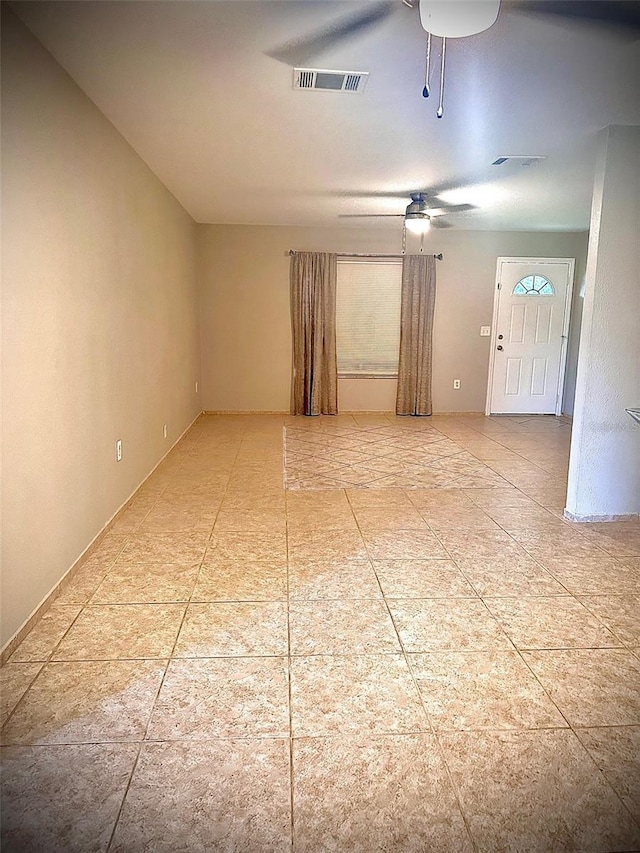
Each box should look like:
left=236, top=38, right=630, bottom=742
left=564, top=509, right=639, bottom=523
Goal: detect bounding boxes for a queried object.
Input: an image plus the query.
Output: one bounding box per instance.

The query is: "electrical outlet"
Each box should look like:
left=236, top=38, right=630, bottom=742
left=480, top=326, right=491, bottom=337
left=453, top=379, right=461, bottom=390
left=163, top=424, right=168, bottom=439
left=195, top=381, right=199, bottom=394
left=115, top=439, right=122, bottom=462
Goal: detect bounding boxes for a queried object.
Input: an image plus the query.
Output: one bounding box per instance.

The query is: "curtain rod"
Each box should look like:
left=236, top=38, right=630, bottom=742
left=287, top=250, right=443, bottom=260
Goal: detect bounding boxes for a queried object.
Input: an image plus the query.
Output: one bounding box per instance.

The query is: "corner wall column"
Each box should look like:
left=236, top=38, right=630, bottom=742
left=566, top=125, right=640, bottom=521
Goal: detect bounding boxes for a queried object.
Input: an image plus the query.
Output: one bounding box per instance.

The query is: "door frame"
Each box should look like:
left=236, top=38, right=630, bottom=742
left=485, top=257, right=576, bottom=416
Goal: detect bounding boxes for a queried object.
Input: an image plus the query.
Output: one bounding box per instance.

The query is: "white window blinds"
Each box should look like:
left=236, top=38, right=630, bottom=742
left=336, top=258, right=402, bottom=377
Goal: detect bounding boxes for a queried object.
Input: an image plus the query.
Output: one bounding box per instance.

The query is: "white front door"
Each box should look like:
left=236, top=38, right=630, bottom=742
left=488, top=258, right=575, bottom=415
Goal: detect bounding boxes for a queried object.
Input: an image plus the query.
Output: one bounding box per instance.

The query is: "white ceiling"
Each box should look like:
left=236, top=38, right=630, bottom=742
left=13, top=0, right=640, bottom=230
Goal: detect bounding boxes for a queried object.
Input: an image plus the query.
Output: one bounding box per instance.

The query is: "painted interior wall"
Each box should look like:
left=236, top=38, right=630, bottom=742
left=1, top=10, right=201, bottom=647
left=198, top=224, right=588, bottom=413
left=562, top=269, right=586, bottom=417
left=566, top=125, right=640, bottom=519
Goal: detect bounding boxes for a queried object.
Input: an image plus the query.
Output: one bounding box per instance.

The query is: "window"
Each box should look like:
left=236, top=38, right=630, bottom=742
left=336, top=259, right=402, bottom=377
left=512, top=274, right=555, bottom=296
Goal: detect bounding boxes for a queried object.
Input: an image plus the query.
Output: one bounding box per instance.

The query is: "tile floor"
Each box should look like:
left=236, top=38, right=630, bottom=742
left=1, top=413, right=639, bottom=852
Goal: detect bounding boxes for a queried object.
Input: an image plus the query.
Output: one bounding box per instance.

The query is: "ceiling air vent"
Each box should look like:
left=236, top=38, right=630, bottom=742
left=492, top=155, right=546, bottom=166
left=293, top=68, right=369, bottom=94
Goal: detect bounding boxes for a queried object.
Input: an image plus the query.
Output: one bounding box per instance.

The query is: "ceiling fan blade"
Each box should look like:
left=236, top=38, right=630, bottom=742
left=430, top=218, right=454, bottom=228
left=508, top=0, right=640, bottom=31
left=424, top=203, right=474, bottom=215
left=338, top=214, right=405, bottom=218
left=266, top=1, right=395, bottom=66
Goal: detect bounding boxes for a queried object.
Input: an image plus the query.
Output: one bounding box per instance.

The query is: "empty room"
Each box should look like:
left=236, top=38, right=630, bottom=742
left=1, top=1, right=639, bottom=851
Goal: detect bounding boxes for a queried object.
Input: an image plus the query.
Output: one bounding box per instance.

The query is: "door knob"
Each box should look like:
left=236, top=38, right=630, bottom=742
left=497, top=345, right=503, bottom=351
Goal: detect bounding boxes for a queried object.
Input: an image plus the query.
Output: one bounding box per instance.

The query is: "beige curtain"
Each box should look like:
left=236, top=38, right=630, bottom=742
left=290, top=252, right=338, bottom=416
left=396, top=254, right=437, bottom=416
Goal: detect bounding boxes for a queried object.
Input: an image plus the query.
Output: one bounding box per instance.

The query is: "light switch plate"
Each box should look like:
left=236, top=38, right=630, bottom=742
left=480, top=326, right=491, bottom=337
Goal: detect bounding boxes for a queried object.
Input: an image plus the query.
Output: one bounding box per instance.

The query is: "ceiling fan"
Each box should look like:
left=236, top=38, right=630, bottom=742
left=269, top=0, right=640, bottom=116
left=268, top=0, right=640, bottom=64
left=339, top=191, right=474, bottom=231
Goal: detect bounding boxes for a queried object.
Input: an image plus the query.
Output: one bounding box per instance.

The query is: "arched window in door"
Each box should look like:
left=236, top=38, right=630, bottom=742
left=512, top=275, right=555, bottom=296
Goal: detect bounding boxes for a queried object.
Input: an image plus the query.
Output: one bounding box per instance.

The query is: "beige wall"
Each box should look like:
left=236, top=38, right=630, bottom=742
left=197, top=224, right=588, bottom=413
left=1, top=10, right=201, bottom=647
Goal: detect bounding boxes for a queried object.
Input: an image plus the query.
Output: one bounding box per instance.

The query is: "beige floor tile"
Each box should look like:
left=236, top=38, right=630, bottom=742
left=575, top=726, right=640, bottom=819
left=579, top=595, right=640, bottom=645
left=1, top=743, right=138, bottom=852
left=140, top=503, right=217, bottom=533
left=464, top=489, right=545, bottom=509
left=374, top=559, right=476, bottom=598
left=352, top=506, right=429, bottom=531
left=580, top=523, right=640, bottom=557
left=174, top=602, right=288, bottom=657
left=293, top=734, right=473, bottom=853
left=538, top=554, right=640, bottom=594
left=289, top=600, right=400, bottom=655
left=90, top=563, right=199, bottom=603
left=161, top=481, right=227, bottom=501
left=362, top=529, right=448, bottom=560
left=193, top=559, right=287, bottom=601
left=78, top=533, right=130, bottom=574
left=486, top=501, right=567, bottom=531
left=286, top=507, right=359, bottom=535
left=214, top=510, right=287, bottom=533
left=437, top=530, right=524, bottom=561
left=423, top=510, right=501, bottom=532
left=9, top=606, right=82, bottom=662
left=1, top=660, right=165, bottom=745
left=409, top=650, right=566, bottom=731
left=207, top=530, right=287, bottom=562
left=55, top=564, right=112, bottom=605
left=287, top=490, right=351, bottom=511
left=109, top=496, right=157, bottom=534
left=485, top=596, right=620, bottom=649
left=388, top=599, right=511, bottom=652
left=290, top=654, right=428, bottom=736
left=456, top=555, right=568, bottom=597
left=523, top=649, right=640, bottom=726
left=411, top=488, right=493, bottom=509
left=52, top=604, right=185, bottom=660
left=110, top=739, right=291, bottom=853
left=289, top=558, right=381, bottom=600
left=287, top=527, right=367, bottom=561
left=146, top=657, right=289, bottom=739
left=346, top=488, right=414, bottom=508
left=512, top=530, right=610, bottom=560
left=484, top=506, right=572, bottom=535
left=117, top=532, right=208, bottom=565
left=439, top=729, right=640, bottom=852
left=0, top=663, right=43, bottom=727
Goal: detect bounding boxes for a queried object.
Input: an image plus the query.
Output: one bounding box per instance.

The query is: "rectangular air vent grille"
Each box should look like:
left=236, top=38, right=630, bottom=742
left=492, top=155, right=547, bottom=166
left=294, top=68, right=369, bottom=94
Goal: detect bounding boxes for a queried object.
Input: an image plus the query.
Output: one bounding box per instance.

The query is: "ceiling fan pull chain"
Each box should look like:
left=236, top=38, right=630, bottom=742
left=422, top=32, right=432, bottom=98
left=420, top=231, right=425, bottom=253
left=436, top=36, right=446, bottom=118
left=402, top=221, right=407, bottom=254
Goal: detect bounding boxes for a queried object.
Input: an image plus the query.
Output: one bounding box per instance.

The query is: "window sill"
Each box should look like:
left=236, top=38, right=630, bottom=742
left=338, top=373, right=399, bottom=380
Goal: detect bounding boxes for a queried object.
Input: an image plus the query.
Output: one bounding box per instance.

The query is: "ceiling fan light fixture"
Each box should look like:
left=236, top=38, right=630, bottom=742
left=419, top=0, right=500, bottom=38
left=405, top=214, right=431, bottom=234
